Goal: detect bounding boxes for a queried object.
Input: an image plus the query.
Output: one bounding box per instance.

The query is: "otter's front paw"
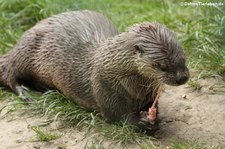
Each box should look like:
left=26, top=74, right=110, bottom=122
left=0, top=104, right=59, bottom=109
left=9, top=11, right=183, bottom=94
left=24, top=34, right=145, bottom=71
left=139, top=110, right=156, bottom=125
left=137, top=117, right=159, bottom=135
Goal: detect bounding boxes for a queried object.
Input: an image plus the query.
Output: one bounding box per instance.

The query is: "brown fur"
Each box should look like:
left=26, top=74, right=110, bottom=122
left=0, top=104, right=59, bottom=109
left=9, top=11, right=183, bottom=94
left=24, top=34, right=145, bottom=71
left=0, top=10, right=189, bottom=134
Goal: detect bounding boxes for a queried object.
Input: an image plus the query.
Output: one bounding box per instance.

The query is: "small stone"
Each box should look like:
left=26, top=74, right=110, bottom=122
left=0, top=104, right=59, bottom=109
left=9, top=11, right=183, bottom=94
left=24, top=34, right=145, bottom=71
left=182, top=94, right=187, bottom=99
left=166, top=146, right=170, bottom=149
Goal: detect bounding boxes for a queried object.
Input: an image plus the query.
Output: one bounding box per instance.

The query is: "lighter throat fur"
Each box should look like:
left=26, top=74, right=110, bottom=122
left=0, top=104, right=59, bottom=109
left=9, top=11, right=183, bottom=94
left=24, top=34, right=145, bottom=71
left=0, top=10, right=189, bottom=134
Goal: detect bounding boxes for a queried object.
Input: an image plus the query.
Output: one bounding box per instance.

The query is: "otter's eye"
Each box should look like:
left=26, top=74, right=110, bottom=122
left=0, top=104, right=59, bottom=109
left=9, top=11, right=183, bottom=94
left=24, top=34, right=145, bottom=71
left=134, top=45, right=144, bottom=54
left=159, top=64, right=168, bottom=71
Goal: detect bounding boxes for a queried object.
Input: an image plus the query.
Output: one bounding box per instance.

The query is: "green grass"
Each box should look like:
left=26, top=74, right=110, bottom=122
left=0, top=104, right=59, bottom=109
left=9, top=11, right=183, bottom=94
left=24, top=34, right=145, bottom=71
left=84, top=138, right=106, bottom=149
left=0, top=0, right=224, bottom=148
left=0, top=0, right=224, bottom=78
left=22, top=90, right=154, bottom=145
left=185, top=6, right=225, bottom=78
left=188, top=78, right=202, bottom=91
left=30, top=126, right=61, bottom=142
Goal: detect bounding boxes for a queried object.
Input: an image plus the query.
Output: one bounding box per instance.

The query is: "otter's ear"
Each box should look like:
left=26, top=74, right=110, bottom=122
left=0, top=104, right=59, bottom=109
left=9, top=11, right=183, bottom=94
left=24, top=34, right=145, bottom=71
left=134, top=45, right=144, bottom=54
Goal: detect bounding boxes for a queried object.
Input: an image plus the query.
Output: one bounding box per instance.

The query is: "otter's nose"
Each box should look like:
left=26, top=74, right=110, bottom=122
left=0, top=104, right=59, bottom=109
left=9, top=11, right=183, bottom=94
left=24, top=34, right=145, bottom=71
left=176, top=76, right=188, bottom=85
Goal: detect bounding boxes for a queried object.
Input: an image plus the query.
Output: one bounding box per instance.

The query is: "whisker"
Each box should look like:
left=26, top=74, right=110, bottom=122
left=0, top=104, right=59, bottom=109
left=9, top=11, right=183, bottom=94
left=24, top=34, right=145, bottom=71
left=135, top=78, right=150, bottom=101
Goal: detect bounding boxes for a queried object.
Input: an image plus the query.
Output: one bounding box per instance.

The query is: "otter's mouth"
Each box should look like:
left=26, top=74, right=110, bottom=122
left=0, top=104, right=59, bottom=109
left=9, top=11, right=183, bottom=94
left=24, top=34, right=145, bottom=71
left=164, top=78, right=189, bottom=86
left=163, top=69, right=190, bottom=86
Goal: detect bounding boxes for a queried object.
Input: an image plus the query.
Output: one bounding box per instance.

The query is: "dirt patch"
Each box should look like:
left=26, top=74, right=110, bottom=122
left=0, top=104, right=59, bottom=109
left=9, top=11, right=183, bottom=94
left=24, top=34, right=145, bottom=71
left=156, top=78, right=225, bottom=147
left=0, top=112, right=138, bottom=149
left=0, top=78, right=225, bottom=148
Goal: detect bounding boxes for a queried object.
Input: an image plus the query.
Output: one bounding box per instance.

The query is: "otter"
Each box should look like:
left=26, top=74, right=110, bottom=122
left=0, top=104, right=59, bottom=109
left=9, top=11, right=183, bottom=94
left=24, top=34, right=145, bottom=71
left=0, top=10, right=189, bottom=134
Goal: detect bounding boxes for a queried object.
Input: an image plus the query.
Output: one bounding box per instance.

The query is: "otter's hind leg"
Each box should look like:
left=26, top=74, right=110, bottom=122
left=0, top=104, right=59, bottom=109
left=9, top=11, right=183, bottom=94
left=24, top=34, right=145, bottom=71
left=15, top=85, right=33, bottom=102
left=0, top=58, right=34, bottom=101
left=5, top=75, right=34, bottom=102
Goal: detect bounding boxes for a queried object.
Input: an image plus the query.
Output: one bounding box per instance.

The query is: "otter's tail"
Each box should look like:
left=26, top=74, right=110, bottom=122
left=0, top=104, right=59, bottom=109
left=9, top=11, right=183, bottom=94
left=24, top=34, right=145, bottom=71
left=0, top=54, right=9, bottom=87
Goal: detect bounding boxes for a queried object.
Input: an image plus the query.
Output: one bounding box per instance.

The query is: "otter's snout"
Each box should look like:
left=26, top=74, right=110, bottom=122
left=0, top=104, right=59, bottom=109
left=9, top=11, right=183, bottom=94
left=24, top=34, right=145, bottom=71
left=175, top=67, right=189, bottom=85
left=161, top=64, right=190, bottom=86
left=176, top=75, right=188, bottom=85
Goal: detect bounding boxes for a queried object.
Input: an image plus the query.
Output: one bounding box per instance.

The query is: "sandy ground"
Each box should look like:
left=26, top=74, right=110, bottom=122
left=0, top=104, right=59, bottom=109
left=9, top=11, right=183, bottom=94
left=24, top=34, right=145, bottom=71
left=156, top=78, right=225, bottom=147
left=0, top=78, right=225, bottom=149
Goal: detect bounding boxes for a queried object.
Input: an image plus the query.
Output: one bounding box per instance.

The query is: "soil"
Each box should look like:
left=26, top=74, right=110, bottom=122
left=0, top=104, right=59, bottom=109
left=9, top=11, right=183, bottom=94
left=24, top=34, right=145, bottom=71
left=0, top=78, right=225, bottom=149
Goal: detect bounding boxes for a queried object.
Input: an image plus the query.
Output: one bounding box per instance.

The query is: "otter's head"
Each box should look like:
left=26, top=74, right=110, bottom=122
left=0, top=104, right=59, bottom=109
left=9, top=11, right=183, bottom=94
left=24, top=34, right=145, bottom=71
left=130, top=22, right=189, bottom=86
